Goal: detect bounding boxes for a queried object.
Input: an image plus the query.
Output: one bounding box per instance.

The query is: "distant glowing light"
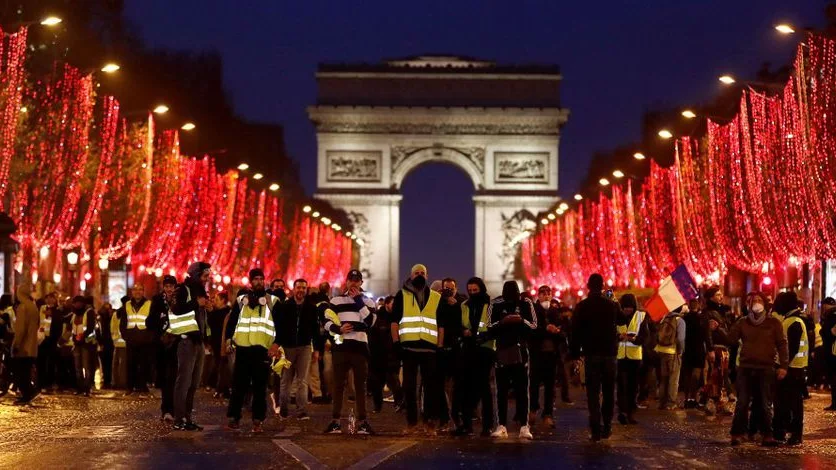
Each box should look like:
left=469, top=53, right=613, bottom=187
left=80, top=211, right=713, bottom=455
left=658, top=129, right=673, bottom=139
left=719, top=75, right=736, bottom=85
left=681, top=110, right=697, bottom=119
left=612, top=170, right=625, bottom=178
left=775, top=24, right=795, bottom=34
left=599, top=178, right=610, bottom=186
left=633, top=152, right=646, bottom=160
left=101, top=63, right=121, bottom=73
left=574, top=194, right=583, bottom=201
left=153, top=105, right=169, bottom=115
left=181, top=122, right=196, bottom=131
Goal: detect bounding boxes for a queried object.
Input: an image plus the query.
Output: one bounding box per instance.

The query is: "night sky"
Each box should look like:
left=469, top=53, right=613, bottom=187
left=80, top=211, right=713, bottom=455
left=126, top=1, right=822, bottom=290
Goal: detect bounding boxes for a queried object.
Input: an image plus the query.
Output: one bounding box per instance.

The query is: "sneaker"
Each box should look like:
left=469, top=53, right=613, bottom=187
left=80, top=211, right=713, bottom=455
left=383, top=396, right=395, bottom=403
left=394, top=402, right=405, bottom=413
left=297, top=412, right=311, bottom=421
left=786, top=435, right=802, bottom=446
left=161, top=413, right=175, bottom=423
left=562, top=399, right=575, bottom=406
left=519, top=425, right=533, bottom=440
left=636, top=402, right=648, bottom=409
left=357, top=421, right=374, bottom=435
left=324, top=420, right=342, bottom=434
left=490, top=425, right=508, bottom=438
left=185, top=421, right=203, bottom=431
left=173, top=420, right=187, bottom=431
left=252, top=420, right=264, bottom=433
left=227, top=418, right=240, bottom=430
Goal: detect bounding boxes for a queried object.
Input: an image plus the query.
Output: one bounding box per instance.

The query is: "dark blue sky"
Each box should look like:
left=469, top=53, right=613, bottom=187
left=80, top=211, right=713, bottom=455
left=126, top=1, right=823, bottom=288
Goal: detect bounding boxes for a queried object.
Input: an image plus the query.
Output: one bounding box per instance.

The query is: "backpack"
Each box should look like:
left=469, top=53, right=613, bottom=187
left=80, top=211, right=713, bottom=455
left=657, top=315, right=679, bottom=347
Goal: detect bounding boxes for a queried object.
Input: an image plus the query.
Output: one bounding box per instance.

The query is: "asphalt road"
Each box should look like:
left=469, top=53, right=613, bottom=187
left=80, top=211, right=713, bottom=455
left=1, top=385, right=835, bottom=469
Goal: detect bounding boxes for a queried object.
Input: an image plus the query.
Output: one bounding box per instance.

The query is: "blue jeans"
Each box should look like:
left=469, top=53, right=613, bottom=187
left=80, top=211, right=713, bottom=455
left=731, top=367, right=775, bottom=437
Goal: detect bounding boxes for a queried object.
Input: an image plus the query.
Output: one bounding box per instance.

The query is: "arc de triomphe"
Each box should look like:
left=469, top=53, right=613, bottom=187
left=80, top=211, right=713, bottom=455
left=309, top=55, right=569, bottom=295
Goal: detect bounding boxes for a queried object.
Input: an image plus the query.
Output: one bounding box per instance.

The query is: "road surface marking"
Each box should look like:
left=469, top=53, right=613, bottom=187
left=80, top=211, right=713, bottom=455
left=273, top=439, right=328, bottom=470
left=346, top=441, right=417, bottom=470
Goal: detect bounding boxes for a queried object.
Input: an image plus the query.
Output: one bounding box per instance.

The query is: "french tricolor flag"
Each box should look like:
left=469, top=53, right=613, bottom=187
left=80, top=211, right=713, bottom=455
left=644, top=265, right=699, bottom=322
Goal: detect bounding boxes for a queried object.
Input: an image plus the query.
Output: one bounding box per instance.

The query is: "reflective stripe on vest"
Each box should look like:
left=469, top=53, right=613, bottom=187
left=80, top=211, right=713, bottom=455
left=461, top=302, right=494, bottom=350
left=168, top=287, right=200, bottom=335
left=782, top=316, right=809, bottom=368
left=126, top=300, right=151, bottom=330
left=618, top=311, right=645, bottom=360
left=399, top=289, right=440, bottom=344
left=233, top=295, right=276, bottom=349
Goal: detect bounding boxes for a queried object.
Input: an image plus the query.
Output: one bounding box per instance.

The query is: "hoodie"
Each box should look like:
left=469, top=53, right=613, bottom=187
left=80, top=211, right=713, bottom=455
left=174, top=265, right=210, bottom=340
left=12, top=285, right=39, bottom=358
left=392, top=277, right=439, bottom=351
left=487, top=281, right=537, bottom=351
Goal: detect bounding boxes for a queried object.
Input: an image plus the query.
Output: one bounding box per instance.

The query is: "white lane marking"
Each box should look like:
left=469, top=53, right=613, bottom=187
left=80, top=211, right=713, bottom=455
left=273, top=439, right=329, bottom=470
left=346, top=441, right=417, bottom=470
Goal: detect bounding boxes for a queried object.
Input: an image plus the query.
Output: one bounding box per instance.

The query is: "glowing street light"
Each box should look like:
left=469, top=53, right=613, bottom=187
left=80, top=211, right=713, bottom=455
left=237, top=163, right=249, bottom=171
left=321, top=217, right=332, bottom=225
left=20, top=106, right=28, bottom=113
left=599, top=178, right=610, bottom=186
left=39, top=246, right=50, bottom=259
left=311, top=211, right=320, bottom=218
left=269, top=183, right=280, bottom=191
left=719, top=75, right=736, bottom=85
left=547, top=213, right=556, bottom=220
left=612, top=170, right=625, bottom=178
left=302, top=205, right=312, bottom=213
left=98, top=258, right=109, bottom=270
left=181, top=122, right=196, bottom=131
left=153, top=105, right=169, bottom=115
left=574, top=194, right=583, bottom=201
left=681, top=110, right=697, bottom=119
left=101, top=63, right=121, bottom=74
left=40, top=16, right=63, bottom=26
left=775, top=24, right=795, bottom=34
left=559, top=202, right=569, bottom=211
left=658, top=129, right=673, bottom=139
left=67, top=252, right=79, bottom=266
left=252, top=173, right=264, bottom=180
left=633, top=152, right=646, bottom=161
left=541, top=218, right=549, bottom=225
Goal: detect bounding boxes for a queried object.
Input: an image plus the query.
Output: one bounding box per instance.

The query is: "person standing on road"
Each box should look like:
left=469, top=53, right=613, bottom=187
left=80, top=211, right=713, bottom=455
left=772, top=291, right=807, bottom=446
left=121, top=284, right=155, bottom=395
left=489, top=281, right=537, bottom=440
left=225, top=269, right=281, bottom=433
left=655, top=306, right=686, bottom=410
left=437, top=277, right=466, bottom=432
left=269, top=279, right=288, bottom=302
left=207, top=292, right=231, bottom=398
left=36, top=293, right=61, bottom=393
left=70, top=295, right=98, bottom=397
left=455, top=277, right=494, bottom=437
left=368, top=295, right=404, bottom=413
left=96, top=302, right=115, bottom=390
left=530, top=285, right=569, bottom=428
left=570, top=274, right=621, bottom=442
left=391, top=264, right=442, bottom=436
left=110, top=296, right=128, bottom=390
left=146, top=275, right=179, bottom=422
left=821, top=298, right=836, bottom=412
left=615, top=293, right=649, bottom=425
left=170, top=262, right=211, bottom=431
left=11, top=284, right=39, bottom=405
left=716, top=291, right=788, bottom=447
left=322, top=269, right=376, bottom=435
left=682, top=299, right=712, bottom=410
left=276, top=279, right=320, bottom=420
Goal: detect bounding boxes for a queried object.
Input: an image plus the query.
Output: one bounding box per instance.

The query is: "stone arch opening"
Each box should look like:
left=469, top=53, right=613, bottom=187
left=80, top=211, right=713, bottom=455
left=391, top=146, right=485, bottom=191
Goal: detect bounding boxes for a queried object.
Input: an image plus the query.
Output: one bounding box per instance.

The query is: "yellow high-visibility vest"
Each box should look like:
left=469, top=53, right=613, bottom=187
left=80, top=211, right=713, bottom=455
left=111, top=313, right=126, bottom=348
left=618, top=311, right=645, bottom=360
left=232, top=295, right=277, bottom=349
left=782, top=316, right=809, bottom=368
left=814, top=323, right=823, bottom=348
left=461, top=301, right=494, bottom=350
left=168, top=287, right=200, bottom=336
left=399, top=289, right=440, bottom=344
left=126, top=300, right=151, bottom=330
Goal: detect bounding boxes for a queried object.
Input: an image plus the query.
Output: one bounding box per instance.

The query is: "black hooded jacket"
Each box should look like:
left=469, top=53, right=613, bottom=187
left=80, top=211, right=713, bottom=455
left=487, top=281, right=537, bottom=351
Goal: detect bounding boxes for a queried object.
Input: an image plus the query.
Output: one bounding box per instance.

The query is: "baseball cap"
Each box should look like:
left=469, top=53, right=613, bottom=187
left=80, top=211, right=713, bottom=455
left=347, top=269, right=363, bottom=281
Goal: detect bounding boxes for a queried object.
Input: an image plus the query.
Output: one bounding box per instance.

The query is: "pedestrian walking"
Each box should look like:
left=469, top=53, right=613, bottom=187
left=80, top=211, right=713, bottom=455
left=146, top=275, right=179, bottom=421
left=437, top=277, right=466, bottom=432
left=616, top=293, right=650, bottom=425
left=530, top=285, right=567, bottom=428
left=275, top=279, right=320, bottom=420
left=655, top=306, right=686, bottom=410
left=718, top=292, right=788, bottom=447
left=322, top=269, right=376, bottom=435
left=226, top=269, right=281, bottom=433
left=170, top=262, right=211, bottom=431
left=121, top=284, right=155, bottom=395
left=455, top=277, right=495, bottom=437
left=772, top=291, right=807, bottom=446
left=391, top=264, right=441, bottom=436
left=570, top=273, right=621, bottom=442
left=11, top=284, right=39, bottom=405
left=489, top=281, right=537, bottom=440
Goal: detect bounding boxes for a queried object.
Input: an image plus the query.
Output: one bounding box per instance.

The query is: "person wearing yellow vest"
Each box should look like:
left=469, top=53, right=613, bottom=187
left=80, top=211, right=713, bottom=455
left=172, top=262, right=211, bottom=432
left=322, top=269, right=376, bottom=436
left=454, top=277, right=494, bottom=437
left=654, top=307, right=686, bottom=411
left=391, top=264, right=442, bottom=436
left=70, top=296, right=99, bottom=397
left=616, top=294, right=649, bottom=426
left=110, top=296, right=128, bottom=390
left=146, top=275, right=179, bottom=421
left=772, top=292, right=807, bottom=446
left=120, top=284, right=154, bottom=395
left=820, top=297, right=836, bottom=412
left=225, top=268, right=280, bottom=433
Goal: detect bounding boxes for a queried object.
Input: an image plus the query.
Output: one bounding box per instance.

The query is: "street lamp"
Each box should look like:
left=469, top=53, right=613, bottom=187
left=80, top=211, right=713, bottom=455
left=67, top=251, right=79, bottom=295
left=658, top=129, right=673, bottom=139
left=718, top=75, right=736, bottom=85
left=252, top=173, right=264, bottom=180
left=40, top=16, right=63, bottom=26
left=101, top=63, right=121, bottom=74
left=559, top=202, right=569, bottom=211
left=612, top=170, right=625, bottom=178
left=312, top=211, right=320, bottom=218
left=98, top=258, right=109, bottom=270
left=540, top=218, right=549, bottom=225
left=302, top=205, right=312, bottom=213
left=574, top=194, right=583, bottom=201
left=547, top=213, right=556, bottom=220
left=681, top=110, right=697, bottom=119
left=269, top=183, right=280, bottom=191
left=153, top=105, right=169, bottom=115
left=633, top=152, right=646, bottom=160
left=181, top=122, right=196, bottom=131
left=39, top=246, right=50, bottom=259
left=237, top=163, right=249, bottom=171
left=775, top=24, right=795, bottom=34
left=599, top=178, right=610, bottom=186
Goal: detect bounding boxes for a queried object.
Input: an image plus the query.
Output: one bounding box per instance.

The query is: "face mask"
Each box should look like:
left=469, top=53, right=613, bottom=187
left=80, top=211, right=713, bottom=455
left=412, top=275, right=426, bottom=288
left=751, top=303, right=765, bottom=314
left=540, top=301, right=551, bottom=309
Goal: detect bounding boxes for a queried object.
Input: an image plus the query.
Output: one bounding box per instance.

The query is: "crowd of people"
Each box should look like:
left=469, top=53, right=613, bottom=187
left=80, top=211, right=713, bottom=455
left=1, top=262, right=835, bottom=446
